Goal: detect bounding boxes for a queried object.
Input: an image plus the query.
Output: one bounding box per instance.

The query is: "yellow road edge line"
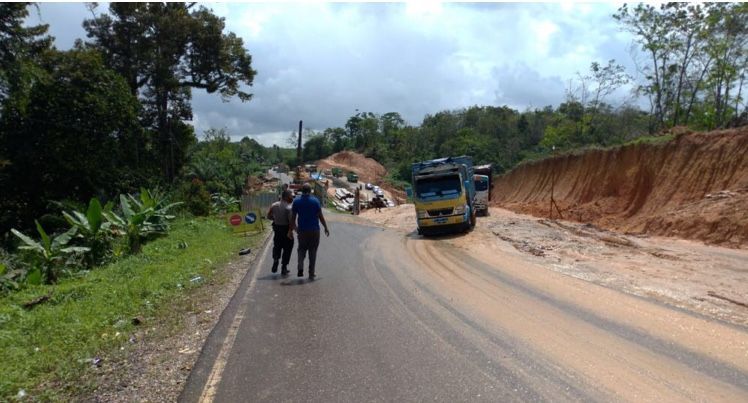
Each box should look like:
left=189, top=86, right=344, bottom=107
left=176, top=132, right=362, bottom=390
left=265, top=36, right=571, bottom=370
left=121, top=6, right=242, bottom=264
left=198, top=238, right=271, bottom=403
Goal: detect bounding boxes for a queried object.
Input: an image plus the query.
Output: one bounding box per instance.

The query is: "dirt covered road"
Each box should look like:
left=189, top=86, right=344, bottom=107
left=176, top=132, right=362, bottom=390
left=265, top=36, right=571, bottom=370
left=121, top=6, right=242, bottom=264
left=185, top=212, right=748, bottom=401
left=361, top=205, right=748, bottom=327
left=359, top=208, right=748, bottom=400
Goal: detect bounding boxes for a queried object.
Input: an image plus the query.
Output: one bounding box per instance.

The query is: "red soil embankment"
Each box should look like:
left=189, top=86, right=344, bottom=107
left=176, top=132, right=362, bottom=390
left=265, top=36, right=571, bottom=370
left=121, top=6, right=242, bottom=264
left=316, top=151, right=406, bottom=203
left=491, top=128, right=748, bottom=247
left=316, top=151, right=386, bottom=184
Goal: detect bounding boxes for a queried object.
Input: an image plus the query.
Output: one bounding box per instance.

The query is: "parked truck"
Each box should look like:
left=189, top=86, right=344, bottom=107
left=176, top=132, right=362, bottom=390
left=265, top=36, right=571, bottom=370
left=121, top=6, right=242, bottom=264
left=473, top=174, right=489, bottom=216
left=347, top=171, right=359, bottom=183
left=411, top=156, right=476, bottom=236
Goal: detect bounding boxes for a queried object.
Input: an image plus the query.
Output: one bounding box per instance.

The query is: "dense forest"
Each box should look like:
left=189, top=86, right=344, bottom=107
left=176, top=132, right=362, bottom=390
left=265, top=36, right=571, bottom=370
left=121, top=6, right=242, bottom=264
left=0, top=3, right=259, bottom=237
left=1, top=2, right=746, bottom=239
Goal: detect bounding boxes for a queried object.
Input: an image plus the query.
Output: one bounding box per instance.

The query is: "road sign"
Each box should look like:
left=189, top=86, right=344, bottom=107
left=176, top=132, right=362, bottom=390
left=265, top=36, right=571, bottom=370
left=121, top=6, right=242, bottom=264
left=228, top=209, right=264, bottom=234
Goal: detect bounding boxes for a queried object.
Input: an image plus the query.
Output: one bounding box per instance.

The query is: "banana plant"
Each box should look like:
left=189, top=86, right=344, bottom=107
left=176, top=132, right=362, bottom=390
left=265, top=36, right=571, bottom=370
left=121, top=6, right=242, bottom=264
left=128, top=188, right=182, bottom=232
left=11, top=221, right=89, bottom=284
left=211, top=193, right=240, bottom=215
left=103, top=190, right=181, bottom=254
left=63, top=197, right=114, bottom=267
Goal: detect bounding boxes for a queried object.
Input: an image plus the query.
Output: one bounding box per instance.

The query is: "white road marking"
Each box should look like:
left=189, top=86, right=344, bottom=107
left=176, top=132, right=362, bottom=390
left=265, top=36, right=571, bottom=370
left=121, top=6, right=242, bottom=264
left=198, top=239, right=271, bottom=403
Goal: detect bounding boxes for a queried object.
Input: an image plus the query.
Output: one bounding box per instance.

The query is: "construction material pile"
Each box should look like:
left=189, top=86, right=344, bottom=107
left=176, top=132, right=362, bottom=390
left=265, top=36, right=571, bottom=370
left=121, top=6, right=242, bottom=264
left=492, top=128, right=748, bottom=247
left=331, top=187, right=355, bottom=212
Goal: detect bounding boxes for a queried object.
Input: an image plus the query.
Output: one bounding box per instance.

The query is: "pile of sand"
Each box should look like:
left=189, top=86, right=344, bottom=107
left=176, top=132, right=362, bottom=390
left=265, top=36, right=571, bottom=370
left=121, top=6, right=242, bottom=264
left=491, top=128, right=748, bottom=247
left=316, top=151, right=387, bottom=185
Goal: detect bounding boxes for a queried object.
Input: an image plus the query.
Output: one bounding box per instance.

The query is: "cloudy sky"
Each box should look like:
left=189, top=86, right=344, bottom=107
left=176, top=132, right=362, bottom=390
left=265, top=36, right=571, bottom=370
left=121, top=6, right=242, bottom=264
left=27, top=2, right=638, bottom=146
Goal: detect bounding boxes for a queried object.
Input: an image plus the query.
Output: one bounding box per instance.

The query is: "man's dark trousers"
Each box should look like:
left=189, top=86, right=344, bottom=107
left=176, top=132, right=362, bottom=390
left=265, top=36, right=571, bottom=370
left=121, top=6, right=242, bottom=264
left=297, top=230, right=320, bottom=276
left=272, top=224, right=293, bottom=266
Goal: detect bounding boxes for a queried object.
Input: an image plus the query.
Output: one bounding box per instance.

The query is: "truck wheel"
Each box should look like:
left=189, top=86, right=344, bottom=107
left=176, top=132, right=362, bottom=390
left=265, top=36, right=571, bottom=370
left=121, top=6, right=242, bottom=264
left=417, top=228, right=423, bottom=236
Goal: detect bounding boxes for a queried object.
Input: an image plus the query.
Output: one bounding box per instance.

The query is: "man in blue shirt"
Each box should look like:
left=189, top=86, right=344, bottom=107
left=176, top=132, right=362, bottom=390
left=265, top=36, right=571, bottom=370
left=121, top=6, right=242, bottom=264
left=288, top=183, right=330, bottom=280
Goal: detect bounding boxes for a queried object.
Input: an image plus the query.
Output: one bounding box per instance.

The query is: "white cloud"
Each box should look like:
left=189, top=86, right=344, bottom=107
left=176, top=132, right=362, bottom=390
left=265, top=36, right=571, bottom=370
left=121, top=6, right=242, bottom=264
left=26, top=2, right=637, bottom=144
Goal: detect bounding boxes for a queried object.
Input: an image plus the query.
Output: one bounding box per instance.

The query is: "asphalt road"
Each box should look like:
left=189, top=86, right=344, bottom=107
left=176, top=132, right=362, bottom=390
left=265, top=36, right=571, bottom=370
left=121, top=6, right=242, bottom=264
left=182, top=216, right=748, bottom=402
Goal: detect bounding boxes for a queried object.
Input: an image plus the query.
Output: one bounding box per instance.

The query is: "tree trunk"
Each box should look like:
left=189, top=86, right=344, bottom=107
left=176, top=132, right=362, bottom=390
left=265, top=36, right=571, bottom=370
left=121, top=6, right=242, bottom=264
left=157, top=89, right=171, bottom=182
left=684, top=57, right=712, bottom=125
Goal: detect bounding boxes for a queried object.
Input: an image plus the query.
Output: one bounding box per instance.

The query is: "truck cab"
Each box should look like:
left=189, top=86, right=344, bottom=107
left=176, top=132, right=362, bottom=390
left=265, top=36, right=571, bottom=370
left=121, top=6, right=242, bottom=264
left=473, top=174, right=489, bottom=216
left=412, top=156, right=476, bottom=236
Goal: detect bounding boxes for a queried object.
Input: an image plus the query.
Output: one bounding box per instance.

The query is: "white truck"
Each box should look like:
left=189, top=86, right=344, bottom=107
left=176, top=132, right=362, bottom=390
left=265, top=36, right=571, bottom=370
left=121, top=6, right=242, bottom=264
left=473, top=174, right=489, bottom=216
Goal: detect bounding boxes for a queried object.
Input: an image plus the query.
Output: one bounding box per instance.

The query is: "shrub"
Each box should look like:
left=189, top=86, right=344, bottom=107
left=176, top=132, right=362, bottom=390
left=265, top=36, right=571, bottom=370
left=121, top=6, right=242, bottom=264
left=183, top=178, right=211, bottom=216
left=102, top=189, right=181, bottom=254
left=211, top=193, right=240, bottom=215
left=11, top=221, right=89, bottom=284
left=63, top=198, right=115, bottom=268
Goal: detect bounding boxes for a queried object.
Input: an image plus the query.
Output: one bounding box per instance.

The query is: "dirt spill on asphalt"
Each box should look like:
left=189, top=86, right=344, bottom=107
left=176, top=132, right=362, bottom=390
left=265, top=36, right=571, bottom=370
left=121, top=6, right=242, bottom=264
left=356, top=211, right=748, bottom=401
left=360, top=205, right=748, bottom=327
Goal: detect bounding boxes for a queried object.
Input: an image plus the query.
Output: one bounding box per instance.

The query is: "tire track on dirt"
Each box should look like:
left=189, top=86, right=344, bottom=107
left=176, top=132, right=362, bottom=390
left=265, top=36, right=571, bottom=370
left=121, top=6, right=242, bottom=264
left=393, top=233, right=748, bottom=401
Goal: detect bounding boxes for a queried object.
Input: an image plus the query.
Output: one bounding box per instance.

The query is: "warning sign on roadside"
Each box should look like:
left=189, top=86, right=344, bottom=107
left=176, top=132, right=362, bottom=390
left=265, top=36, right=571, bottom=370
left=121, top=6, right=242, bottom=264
left=227, top=209, right=264, bottom=234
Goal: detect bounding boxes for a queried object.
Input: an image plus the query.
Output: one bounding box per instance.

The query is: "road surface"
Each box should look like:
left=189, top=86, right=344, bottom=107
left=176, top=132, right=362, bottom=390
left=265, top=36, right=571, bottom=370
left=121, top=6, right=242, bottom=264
left=181, top=215, right=748, bottom=402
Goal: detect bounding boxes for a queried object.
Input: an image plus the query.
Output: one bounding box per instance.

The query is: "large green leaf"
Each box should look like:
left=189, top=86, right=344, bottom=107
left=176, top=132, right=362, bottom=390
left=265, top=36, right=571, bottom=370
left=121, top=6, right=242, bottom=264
left=102, top=210, right=126, bottom=227
left=35, top=220, right=51, bottom=253
left=52, top=227, right=77, bottom=249
left=11, top=229, right=43, bottom=252
left=74, top=211, right=89, bottom=228
left=86, top=197, right=103, bottom=233
left=61, top=246, right=91, bottom=254
left=120, top=194, right=135, bottom=219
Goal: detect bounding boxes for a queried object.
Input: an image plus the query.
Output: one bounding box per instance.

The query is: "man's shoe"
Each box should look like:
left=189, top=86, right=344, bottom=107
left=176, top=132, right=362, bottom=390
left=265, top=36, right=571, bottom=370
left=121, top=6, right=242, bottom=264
left=308, top=273, right=316, bottom=281
left=271, top=260, right=278, bottom=273
left=281, top=266, right=289, bottom=276
left=297, top=269, right=303, bottom=277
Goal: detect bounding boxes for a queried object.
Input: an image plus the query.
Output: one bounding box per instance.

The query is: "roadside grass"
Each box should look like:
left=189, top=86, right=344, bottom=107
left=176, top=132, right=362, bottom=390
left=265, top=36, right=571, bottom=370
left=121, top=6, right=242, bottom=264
left=0, top=217, right=265, bottom=401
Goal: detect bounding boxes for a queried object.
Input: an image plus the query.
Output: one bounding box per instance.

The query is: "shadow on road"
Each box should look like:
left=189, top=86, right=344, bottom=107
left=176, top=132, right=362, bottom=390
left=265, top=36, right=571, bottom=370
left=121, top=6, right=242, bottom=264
left=279, top=278, right=321, bottom=286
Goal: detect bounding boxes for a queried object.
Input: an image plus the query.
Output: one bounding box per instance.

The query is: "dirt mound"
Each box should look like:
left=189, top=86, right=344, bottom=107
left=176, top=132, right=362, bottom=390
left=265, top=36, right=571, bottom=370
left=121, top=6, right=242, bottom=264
left=491, top=128, right=748, bottom=247
left=317, top=151, right=387, bottom=184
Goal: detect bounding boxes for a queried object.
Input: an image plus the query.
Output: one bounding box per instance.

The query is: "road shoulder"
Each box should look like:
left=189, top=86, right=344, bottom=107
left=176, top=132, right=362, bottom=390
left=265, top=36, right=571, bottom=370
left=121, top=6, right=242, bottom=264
left=83, top=233, right=270, bottom=402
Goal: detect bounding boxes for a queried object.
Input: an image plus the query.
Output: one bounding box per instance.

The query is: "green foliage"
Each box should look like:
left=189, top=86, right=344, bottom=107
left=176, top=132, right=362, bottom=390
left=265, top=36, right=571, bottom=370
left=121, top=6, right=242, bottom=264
left=10, top=222, right=89, bottom=284
left=0, top=217, right=265, bottom=401
left=0, top=3, right=52, bottom=105
left=0, top=47, right=142, bottom=235
left=0, top=249, right=23, bottom=293
left=102, top=190, right=181, bottom=254
left=185, top=128, right=265, bottom=196
left=182, top=178, right=212, bottom=217
left=614, top=2, right=748, bottom=130
left=63, top=198, right=115, bottom=267
left=211, top=193, right=240, bottom=215
left=84, top=2, right=257, bottom=182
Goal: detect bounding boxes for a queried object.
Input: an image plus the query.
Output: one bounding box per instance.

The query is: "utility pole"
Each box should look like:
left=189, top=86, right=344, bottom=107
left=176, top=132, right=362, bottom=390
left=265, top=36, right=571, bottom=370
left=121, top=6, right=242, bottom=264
left=297, top=120, right=303, bottom=163
left=294, top=120, right=303, bottom=184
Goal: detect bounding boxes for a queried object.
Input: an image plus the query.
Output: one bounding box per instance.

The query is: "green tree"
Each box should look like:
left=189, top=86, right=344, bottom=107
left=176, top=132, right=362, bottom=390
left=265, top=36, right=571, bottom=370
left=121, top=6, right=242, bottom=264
left=84, top=2, right=257, bottom=182
left=0, top=49, right=141, bottom=234
left=0, top=3, right=52, bottom=106
left=303, top=132, right=332, bottom=162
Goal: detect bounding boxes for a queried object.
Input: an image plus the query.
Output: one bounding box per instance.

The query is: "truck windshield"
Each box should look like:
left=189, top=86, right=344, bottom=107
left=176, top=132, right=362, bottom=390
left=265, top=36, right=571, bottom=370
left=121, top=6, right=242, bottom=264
left=415, top=176, right=462, bottom=198
left=475, top=179, right=488, bottom=191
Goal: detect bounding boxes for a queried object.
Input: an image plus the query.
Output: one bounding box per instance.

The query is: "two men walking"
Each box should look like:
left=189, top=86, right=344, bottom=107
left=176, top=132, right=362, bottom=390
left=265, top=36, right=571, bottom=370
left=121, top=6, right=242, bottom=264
left=268, top=183, right=329, bottom=280
left=267, top=189, right=294, bottom=276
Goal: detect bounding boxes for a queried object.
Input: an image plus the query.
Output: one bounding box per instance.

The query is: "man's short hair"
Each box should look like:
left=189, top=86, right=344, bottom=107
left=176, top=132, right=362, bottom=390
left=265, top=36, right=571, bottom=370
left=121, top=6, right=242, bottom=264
left=282, top=189, right=293, bottom=199
left=301, top=183, right=312, bottom=194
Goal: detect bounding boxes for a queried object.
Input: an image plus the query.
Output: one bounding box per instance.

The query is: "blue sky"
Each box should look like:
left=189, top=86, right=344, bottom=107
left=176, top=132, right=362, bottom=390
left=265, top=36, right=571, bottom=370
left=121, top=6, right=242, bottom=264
left=27, top=2, right=638, bottom=146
